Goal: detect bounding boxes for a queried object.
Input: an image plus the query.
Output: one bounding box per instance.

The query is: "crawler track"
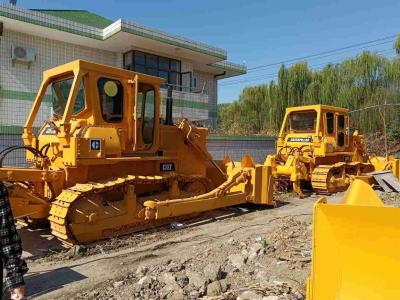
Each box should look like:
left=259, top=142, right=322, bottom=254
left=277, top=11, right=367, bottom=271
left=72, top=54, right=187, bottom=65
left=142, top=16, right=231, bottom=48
left=49, top=173, right=210, bottom=245
left=311, top=162, right=374, bottom=194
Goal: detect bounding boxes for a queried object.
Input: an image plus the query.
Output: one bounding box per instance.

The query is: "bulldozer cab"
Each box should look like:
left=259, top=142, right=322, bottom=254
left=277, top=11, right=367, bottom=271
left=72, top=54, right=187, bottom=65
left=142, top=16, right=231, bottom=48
left=278, top=105, right=350, bottom=154
left=22, top=60, right=165, bottom=161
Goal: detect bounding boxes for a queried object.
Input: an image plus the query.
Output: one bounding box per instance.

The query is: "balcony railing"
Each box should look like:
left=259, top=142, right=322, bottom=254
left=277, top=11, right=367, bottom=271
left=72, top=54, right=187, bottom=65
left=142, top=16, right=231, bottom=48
left=160, top=86, right=209, bottom=121
left=211, top=60, right=247, bottom=74
left=119, top=19, right=227, bottom=59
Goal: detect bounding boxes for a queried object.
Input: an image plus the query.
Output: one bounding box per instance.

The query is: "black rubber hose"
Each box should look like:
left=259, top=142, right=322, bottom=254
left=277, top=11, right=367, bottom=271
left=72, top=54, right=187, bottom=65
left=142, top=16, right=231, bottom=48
left=289, top=147, right=300, bottom=156
left=0, top=146, right=46, bottom=167
left=40, top=143, right=51, bottom=156
left=277, top=146, right=291, bottom=162
left=43, top=144, right=51, bottom=156
left=0, top=146, right=21, bottom=157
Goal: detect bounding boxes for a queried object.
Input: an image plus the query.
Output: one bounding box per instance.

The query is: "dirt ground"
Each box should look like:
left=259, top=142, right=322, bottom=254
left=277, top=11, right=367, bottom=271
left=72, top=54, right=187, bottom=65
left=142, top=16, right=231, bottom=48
left=19, top=191, right=399, bottom=300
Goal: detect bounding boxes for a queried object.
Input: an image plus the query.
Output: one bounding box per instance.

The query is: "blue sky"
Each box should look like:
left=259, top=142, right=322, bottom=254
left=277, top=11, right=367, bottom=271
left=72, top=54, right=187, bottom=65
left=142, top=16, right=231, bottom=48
left=12, top=0, right=400, bottom=103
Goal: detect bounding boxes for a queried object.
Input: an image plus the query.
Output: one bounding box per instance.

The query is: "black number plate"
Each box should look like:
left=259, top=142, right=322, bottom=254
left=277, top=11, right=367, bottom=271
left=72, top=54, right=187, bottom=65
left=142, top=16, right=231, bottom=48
left=160, top=163, right=175, bottom=172
left=90, top=139, right=101, bottom=151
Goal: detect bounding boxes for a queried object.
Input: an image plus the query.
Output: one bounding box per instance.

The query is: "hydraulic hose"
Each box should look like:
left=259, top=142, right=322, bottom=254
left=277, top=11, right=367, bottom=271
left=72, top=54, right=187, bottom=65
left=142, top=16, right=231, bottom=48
left=0, top=146, right=46, bottom=167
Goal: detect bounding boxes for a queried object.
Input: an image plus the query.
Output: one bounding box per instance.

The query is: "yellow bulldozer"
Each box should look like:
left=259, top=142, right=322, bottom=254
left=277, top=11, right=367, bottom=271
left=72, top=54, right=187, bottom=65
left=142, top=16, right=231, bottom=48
left=265, top=105, right=400, bottom=197
left=0, top=60, right=275, bottom=245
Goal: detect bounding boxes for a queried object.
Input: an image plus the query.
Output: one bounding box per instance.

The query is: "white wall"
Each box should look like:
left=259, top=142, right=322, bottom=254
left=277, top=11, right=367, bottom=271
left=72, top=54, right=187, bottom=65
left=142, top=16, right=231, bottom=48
left=0, top=29, right=212, bottom=129
left=0, top=29, right=119, bottom=128
left=193, top=70, right=218, bottom=126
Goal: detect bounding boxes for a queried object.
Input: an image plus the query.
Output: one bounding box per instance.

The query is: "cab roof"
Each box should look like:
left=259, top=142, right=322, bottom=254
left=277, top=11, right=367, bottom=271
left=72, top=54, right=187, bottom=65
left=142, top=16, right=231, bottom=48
left=285, top=104, right=349, bottom=114
left=43, top=60, right=165, bottom=85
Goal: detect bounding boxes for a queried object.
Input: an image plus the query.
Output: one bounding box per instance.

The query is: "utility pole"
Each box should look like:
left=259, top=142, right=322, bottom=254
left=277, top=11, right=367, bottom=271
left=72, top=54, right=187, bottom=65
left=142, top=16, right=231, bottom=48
left=383, top=98, right=388, bottom=158
left=378, top=98, right=389, bottom=158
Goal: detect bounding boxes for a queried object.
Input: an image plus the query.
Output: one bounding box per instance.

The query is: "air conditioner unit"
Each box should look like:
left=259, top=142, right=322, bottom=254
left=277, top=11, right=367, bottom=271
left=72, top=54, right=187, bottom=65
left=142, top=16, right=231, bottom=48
left=11, top=46, right=36, bottom=63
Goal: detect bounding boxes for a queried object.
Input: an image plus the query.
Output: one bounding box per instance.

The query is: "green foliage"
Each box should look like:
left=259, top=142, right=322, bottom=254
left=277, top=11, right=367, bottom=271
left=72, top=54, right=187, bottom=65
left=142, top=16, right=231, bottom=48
left=395, top=34, right=400, bottom=55
left=218, top=50, right=400, bottom=136
left=388, top=105, right=400, bottom=141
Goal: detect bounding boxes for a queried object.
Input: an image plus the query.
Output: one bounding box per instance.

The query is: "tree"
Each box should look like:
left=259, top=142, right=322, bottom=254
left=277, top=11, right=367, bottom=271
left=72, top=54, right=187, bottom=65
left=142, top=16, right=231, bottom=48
left=218, top=40, right=400, bottom=136
left=394, top=34, right=400, bottom=55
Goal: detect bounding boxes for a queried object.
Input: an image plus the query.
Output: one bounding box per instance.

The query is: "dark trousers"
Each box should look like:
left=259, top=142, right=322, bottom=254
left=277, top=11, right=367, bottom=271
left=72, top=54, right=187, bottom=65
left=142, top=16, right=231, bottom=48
left=0, top=259, right=3, bottom=294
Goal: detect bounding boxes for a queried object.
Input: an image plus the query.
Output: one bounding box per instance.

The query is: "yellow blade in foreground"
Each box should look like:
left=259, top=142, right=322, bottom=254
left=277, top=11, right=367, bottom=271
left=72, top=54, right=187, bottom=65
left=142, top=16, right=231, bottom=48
left=307, top=180, right=400, bottom=300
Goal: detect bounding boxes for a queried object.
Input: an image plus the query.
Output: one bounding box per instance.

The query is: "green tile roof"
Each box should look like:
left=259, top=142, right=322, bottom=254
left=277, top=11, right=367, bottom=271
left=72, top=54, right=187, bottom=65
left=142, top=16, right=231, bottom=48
left=31, top=9, right=113, bottom=29
left=0, top=5, right=229, bottom=61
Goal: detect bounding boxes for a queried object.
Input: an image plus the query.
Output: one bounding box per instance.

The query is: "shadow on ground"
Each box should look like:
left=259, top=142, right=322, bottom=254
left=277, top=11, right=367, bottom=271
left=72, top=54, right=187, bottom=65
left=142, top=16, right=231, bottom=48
left=25, top=267, right=87, bottom=297
left=18, top=226, right=64, bottom=258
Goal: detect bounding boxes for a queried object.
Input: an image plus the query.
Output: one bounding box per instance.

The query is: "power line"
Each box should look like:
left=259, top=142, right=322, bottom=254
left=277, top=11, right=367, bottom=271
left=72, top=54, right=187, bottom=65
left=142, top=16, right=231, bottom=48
left=247, top=39, right=395, bottom=74
left=349, top=103, right=400, bottom=114
left=246, top=34, right=398, bottom=72
left=221, top=57, right=349, bottom=86
left=220, top=53, right=397, bottom=87
left=222, top=47, right=395, bottom=86
left=220, top=49, right=396, bottom=87
left=220, top=34, right=399, bottom=86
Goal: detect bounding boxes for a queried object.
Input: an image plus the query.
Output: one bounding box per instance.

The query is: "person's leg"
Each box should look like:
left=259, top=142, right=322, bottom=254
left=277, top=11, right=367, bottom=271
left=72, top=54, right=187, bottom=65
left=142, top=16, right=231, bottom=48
left=1, top=259, right=3, bottom=297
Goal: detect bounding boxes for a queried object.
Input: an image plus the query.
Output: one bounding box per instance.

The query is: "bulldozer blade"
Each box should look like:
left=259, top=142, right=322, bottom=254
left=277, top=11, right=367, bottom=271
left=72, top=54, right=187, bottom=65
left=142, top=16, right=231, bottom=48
left=307, top=179, right=400, bottom=300
left=371, top=170, right=400, bottom=192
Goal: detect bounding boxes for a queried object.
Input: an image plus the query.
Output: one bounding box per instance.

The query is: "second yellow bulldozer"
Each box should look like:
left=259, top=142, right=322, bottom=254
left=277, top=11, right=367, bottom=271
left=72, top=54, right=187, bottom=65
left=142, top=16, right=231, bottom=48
left=265, top=105, right=399, bottom=197
left=0, top=60, right=275, bottom=245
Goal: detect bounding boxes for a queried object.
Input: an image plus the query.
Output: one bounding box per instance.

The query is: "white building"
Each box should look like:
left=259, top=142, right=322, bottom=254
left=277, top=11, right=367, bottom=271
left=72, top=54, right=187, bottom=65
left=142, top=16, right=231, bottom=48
left=0, top=4, right=246, bottom=134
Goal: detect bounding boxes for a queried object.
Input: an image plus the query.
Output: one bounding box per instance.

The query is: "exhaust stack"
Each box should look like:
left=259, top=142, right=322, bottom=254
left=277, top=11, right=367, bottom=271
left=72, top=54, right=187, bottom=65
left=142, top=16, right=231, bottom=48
left=165, top=84, right=173, bottom=125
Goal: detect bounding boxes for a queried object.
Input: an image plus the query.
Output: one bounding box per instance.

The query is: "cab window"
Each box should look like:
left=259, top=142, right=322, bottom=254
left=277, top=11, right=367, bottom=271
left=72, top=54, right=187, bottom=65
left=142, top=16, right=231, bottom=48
left=338, top=132, right=345, bottom=147
left=52, top=77, right=85, bottom=116
left=337, top=114, right=346, bottom=147
left=138, top=84, right=155, bottom=146
left=98, top=78, right=124, bottom=123
left=338, top=115, right=345, bottom=130
left=326, top=112, right=334, bottom=134
left=137, top=93, right=143, bottom=118
left=284, top=111, right=317, bottom=133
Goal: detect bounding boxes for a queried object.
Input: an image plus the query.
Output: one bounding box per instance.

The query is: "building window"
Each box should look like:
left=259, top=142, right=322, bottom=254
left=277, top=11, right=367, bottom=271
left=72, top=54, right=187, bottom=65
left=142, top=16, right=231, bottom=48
left=123, top=50, right=182, bottom=89
left=98, top=78, right=124, bottom=123
left=159, top=57, right=169, bottom=70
